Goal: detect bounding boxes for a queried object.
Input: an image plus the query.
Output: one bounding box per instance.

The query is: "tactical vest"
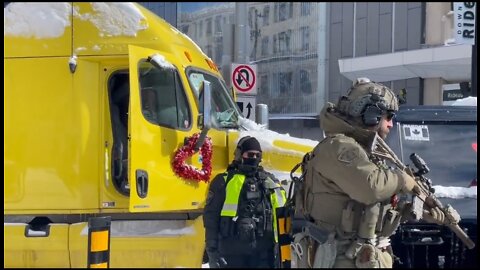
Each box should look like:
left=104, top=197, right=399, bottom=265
left=297, top=137, right=404, bottom=242
left=220, top=173, right=286, bottom=242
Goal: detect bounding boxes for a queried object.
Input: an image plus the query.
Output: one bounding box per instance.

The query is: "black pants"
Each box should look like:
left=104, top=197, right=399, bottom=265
left=222, top=249, right=274, bottom=268
left=219, top=237, right=275, bottom=268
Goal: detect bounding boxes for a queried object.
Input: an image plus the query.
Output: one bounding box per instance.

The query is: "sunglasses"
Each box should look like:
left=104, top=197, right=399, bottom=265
left=385, top=111, right=396, bottom=121
left=245, top=152, right=262, bottom=158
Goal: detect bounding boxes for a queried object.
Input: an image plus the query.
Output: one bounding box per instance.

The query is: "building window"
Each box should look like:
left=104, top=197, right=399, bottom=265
left=273, top=34, right=277, bottom=53
left=215, top=16, right=222, bottom=33
left=278, top=30, right=291, bottom=53
left=260, top=74, right=269, bottom=97
left=301, top=2, right=311, bottom=16
left=274, top=2, right=293, bottom=22
left=206, top=18, right=212, bottom=36
left=300, top=70, right=312, bottom=94
left=206, top=45, right=213, bottom=58
left=272, top=72, right=280, bottom=97
left=280, top=72, right=293, bottom=95
left=263, top=5, right=270, bottom=26
left=274, top=3, right=278, bottom=22
left=300, top=26, right=309, bottom=51
left=180, top=24, right=189, bottom=34
left=249, top=7, right=256, bottom=28
left=261, top=36, right=269, bottom=56
left=194, top=23, right=197, bottom=39
left=215, top=37, right=223, bottom=64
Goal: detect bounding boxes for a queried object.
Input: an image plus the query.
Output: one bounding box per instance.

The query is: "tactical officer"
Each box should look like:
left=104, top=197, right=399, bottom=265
left=298, top=78, right=446, bottom=268
left=203, top=136, right=286, bottom=268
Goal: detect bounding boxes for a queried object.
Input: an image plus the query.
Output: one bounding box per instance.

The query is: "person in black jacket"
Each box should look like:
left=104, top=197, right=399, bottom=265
left=203, top=136, right=287, bottom=268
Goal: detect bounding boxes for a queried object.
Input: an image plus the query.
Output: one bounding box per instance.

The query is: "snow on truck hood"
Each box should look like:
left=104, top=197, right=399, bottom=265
left=239, top=118, right=318, bottom=155
left=4, top=2, right=147, bottom=38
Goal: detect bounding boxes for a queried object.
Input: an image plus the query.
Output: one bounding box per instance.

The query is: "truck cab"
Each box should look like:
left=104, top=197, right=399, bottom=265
left=4, top=3, right=313, bottom=267
left=386, top=104, right=477, bottom=268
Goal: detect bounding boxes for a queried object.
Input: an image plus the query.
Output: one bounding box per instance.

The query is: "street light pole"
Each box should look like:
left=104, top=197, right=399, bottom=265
left=250, top=8, right=262, bottom=61
left=235, top=3, right=248, bottom=64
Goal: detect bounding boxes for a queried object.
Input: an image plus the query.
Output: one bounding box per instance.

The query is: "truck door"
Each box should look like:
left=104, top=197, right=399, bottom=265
left=128, top=45, right=227, bottom=212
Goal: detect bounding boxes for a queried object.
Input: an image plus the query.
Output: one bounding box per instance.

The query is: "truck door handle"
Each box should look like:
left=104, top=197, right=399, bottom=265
left=135, top=169, right=148, bottom=198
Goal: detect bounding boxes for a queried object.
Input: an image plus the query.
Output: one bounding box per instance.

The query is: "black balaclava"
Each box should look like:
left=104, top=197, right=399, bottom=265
left=237, top=137, right=262, bottom=175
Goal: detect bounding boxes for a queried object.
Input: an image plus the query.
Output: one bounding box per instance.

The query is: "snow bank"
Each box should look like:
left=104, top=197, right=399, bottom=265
left=433, top=185, right=477, bottom=199
left=451, top=96, right=477, bottom=106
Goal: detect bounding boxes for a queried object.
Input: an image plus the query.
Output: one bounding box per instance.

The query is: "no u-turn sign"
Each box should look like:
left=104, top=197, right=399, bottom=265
left=231, top=63, right=257, bottom=95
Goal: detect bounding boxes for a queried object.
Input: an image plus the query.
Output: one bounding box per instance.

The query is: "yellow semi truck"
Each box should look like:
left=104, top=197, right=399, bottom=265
left=4, top=3, right=315, bottom=267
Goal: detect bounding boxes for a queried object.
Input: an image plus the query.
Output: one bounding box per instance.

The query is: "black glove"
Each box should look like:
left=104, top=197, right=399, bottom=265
left=206, top=240, right=227, bottom=268
left=207, top=248, right=227, bottom=268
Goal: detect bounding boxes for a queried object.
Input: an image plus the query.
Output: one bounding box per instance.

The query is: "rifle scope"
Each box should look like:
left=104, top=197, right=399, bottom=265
left=410, top=153, right=430, bottom=175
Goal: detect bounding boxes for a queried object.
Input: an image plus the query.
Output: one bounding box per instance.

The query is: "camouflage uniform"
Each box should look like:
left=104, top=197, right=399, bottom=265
left=304, top=79, right=413, bottom=268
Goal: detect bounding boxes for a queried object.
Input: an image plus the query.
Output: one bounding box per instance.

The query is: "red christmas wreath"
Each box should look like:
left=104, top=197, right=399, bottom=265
left=172, top=133, right=213, bottom=182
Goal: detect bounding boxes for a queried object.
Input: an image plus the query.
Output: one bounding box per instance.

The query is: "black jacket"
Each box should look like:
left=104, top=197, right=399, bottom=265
left=203, top=163, right=279, bottom=255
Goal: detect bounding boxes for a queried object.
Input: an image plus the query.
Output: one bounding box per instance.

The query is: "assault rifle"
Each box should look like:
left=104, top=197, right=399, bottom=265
left=372, top=135, right=475, bottom=250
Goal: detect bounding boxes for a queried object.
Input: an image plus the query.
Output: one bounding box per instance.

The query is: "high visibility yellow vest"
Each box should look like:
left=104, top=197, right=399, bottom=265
left=220, top=173, right=286, bottom=243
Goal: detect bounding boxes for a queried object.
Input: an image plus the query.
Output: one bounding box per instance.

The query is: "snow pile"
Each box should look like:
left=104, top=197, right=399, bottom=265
left=433, top=186, right=477, bottom=199
left=5, top=3, right=148, bottom=39
left=4, top=3, right=71, bottom=38
left=239, top=118, right=319, bottom=156
left=451, top=96, right=477, bottom=106
left=74, top=3, right=148, bottom=37
left=150, top=54, right=175, bottom=69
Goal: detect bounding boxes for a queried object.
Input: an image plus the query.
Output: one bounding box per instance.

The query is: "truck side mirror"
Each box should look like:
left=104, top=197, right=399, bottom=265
left=195, top=81, right=212, bottom=151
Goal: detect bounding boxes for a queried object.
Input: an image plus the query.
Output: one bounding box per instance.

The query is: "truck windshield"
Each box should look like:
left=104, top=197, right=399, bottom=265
left=187, top=69, right=241, bottom=129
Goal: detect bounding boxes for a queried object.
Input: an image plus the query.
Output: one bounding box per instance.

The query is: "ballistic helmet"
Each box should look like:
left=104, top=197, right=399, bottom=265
left=337, top=78, right=399, bottom=127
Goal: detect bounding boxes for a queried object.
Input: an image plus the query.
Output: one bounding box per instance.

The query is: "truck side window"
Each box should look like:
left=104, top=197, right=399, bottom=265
left=139, top=62, right=191, bottom=129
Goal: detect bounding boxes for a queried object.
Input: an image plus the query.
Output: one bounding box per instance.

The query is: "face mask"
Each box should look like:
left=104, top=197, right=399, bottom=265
left=238, top=157, right=261, bottom=174
left=242, top=157, right=260, bottom=167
